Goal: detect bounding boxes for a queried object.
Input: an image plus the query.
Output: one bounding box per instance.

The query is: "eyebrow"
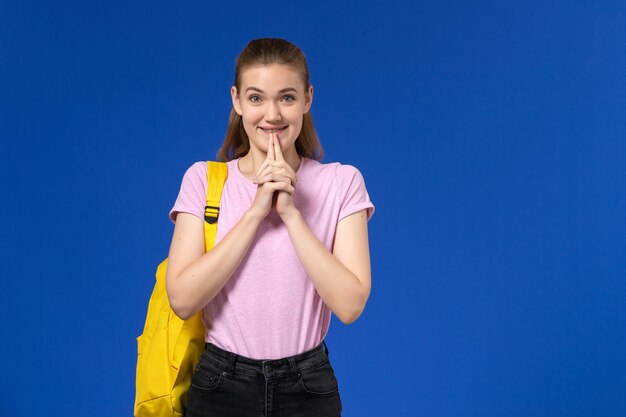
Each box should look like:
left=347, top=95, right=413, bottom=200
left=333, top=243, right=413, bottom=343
left=244, top=87, right=299, bottom=94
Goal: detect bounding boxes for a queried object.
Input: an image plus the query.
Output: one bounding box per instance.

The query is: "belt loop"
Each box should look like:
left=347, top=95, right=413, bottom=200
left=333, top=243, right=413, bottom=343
left=226, top=350, right=236, bottom=376
left=323, top=340, right=329, bottom=356
left=287, top=357, right=301, bottom=379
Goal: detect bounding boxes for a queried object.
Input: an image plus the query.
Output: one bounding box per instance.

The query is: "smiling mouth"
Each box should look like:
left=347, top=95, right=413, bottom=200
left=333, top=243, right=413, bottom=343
left=259, top=126, right=288, bottom=134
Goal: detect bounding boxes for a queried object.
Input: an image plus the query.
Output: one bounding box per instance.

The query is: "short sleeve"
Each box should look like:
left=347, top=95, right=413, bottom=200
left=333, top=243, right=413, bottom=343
left=335, top=164, right=375, bottom=222
left=169, top=161, right=207, bottom=223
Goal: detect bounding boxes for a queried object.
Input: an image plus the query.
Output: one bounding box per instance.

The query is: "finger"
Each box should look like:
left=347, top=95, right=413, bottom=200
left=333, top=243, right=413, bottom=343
left=267, top=133, right=276, bottom=161
left=261, top=181, right=295, bottom=195
left=266, top=162, right=295, bottom=185
left=280, top=162, right=297, bottom=185
left=274, top=161, right=297, bottom=186
left=253, top=160, right=270, bottom=180
left=253, top=172, right=294, bottom=186
left=253, top=172, right=296, bottom=187
left=272, top=181, right=296, bottom=195
left=273, top=133, right=284, bottom=161
left=252, top=160, right=297, bottom=185
left=253, top=161, right=276, bottom=181
left=263, top=153, right=297, bottom=183
left=277, top=166, right=296, bottom=185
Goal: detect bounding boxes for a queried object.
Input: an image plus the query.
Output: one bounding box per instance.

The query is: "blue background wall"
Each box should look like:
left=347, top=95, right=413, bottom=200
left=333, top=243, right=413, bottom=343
left=2, top=1, right=625, bottom=416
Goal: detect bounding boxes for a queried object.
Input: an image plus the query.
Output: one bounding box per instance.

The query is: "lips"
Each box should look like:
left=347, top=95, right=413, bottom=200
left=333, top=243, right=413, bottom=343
left=259, top=125, right=288, bottom=134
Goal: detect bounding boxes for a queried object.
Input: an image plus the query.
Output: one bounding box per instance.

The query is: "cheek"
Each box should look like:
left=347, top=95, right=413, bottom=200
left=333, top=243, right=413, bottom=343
left=241, top=106, right=263, bottom=122
left=285, top=108, right=305, bottom=125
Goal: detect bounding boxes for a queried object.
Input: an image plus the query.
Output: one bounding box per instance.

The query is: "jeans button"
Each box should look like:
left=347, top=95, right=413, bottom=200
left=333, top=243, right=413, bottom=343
left=265, top=365, right=272, bottom=373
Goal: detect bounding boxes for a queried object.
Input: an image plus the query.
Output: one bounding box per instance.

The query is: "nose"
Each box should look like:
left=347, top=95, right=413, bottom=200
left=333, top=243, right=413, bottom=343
left=265, top=101, right=282, bottom=122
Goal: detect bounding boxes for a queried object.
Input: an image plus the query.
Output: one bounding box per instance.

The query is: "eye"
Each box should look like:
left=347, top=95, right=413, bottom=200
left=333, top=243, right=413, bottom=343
left=248, top=95, right=261, bottom=103
left=281, top=95, right=295, bottom=103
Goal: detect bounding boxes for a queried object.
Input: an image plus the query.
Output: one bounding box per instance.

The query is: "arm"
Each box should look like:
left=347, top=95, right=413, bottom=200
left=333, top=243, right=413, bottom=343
left=165, top=152, right=294, bottom=319
left=254, top=134, right=373, bottom=324
left=165, top=148, right=295, bottom=320
left=165, top=210, right=263, bottom=320
left=281, top=208, right=372, bottom=324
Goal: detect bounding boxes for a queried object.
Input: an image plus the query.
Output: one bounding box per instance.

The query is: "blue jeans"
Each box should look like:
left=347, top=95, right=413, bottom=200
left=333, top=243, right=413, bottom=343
left=186, top=341, right=342, bottom=417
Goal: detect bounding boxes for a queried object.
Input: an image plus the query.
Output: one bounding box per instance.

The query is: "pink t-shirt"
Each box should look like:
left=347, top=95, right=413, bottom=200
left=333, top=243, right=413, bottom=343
left=169, top=157, right=375, bottom=359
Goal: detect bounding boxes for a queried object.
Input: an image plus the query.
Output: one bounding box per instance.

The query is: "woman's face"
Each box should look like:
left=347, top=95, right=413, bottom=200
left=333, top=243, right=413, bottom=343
left=231, top=64, right=313, bottom=156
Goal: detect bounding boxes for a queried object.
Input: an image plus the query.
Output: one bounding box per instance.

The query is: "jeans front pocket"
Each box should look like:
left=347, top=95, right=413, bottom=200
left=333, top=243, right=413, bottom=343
left=298, top=361, right=339, bottom=396
left=191, top=356, right=225, bottom=392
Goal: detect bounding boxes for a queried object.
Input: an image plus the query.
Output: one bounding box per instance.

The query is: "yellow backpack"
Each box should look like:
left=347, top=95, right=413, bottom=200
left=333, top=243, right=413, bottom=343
left=135, top=161, right=228, bottom=417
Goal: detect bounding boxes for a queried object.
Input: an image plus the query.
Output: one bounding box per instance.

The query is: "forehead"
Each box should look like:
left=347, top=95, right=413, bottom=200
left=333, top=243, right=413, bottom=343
left=239, top=64, right=305, bottom=91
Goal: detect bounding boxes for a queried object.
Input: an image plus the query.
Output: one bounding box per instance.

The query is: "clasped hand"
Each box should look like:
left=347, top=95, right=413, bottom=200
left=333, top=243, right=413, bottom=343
left=250, top=132, right=298, bottom=220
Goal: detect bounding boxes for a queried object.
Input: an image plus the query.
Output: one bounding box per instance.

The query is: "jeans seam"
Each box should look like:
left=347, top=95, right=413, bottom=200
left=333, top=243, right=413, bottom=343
left=298, top=359, right=330, bottom=374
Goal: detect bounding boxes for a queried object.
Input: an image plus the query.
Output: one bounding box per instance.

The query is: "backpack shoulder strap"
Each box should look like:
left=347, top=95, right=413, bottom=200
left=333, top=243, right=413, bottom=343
left=203, top=161, right=228, bottom=251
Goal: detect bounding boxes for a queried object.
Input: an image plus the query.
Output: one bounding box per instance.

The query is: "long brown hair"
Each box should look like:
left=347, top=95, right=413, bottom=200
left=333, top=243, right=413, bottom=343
left=216, top=38, right=324, bottom=162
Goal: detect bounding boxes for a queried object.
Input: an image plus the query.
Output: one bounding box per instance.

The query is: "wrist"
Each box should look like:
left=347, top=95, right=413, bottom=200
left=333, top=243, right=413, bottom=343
left=243, top=208, right=266, bottom=225
left=279, top=207, right=302, bottom=225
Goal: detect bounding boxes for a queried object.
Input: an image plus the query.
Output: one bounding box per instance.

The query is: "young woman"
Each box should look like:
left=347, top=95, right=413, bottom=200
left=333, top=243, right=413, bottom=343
left=165, top=38, right=375, bottom=417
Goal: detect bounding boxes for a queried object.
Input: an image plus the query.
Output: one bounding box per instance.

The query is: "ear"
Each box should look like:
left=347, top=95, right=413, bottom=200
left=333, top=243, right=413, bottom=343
left=304, top=85, right=314, bottom=114
left=231, top=86, right=243, bottom=116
